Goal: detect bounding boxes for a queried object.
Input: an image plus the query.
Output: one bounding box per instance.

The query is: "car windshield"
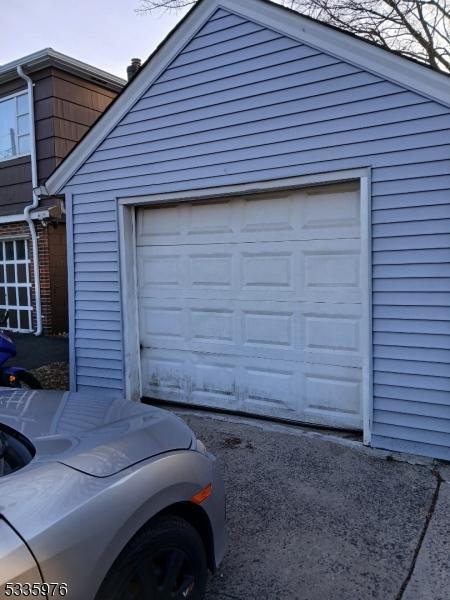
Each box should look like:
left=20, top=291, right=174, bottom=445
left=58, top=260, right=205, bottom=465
left=0, top=424, right=35, bottom=477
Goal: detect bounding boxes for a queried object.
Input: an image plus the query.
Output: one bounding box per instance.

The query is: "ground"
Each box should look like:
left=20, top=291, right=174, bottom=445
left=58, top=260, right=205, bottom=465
left=9, top=334, right=450, bottom=599
left=8, top=333, right=69, bottom=389
left=178, top=412, right=450, bottom=600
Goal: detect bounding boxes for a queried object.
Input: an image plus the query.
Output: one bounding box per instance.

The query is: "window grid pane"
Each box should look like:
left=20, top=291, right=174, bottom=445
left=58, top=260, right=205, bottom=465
left=0, top=92, right=29, bottom=161
left=0, top=239, right=32, bottom=332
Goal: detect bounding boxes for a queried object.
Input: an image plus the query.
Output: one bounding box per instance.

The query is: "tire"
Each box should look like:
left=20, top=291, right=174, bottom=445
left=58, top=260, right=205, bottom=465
left=14, top=371, right=42, bottom=389
left=96, top=515, right=208, bottom=600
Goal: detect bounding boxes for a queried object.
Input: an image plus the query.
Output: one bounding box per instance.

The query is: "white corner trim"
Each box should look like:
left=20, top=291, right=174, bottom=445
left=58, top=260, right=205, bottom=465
left=359, top=171, right=373, bottom=446
left=117, top=167, right=373, bottom=440
left=65, top=192, right=77, bottom=392
left=118, top=203, right=142, bottom=401
left=45, top=0, right=450, bottom=196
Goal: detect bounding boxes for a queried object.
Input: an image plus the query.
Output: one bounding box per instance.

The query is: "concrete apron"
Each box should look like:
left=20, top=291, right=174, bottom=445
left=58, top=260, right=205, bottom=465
left=174, top=409, right=449, bottom=600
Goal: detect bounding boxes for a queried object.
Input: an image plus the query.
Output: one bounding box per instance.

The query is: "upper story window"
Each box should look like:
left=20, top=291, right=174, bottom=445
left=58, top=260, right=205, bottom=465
left=0, top=92, right=30, bottom=162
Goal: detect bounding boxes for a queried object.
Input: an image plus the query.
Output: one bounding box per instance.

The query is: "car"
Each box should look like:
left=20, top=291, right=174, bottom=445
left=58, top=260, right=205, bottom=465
left=0, top=388, right=226, bottom=600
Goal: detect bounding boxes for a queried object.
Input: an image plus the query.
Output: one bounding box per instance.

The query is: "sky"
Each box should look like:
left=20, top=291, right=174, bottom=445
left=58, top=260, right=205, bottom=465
left=1, top=0, right=190, bottom=79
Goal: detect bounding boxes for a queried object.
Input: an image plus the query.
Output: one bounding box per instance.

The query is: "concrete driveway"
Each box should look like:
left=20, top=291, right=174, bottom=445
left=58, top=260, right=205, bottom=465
left=177, top=412, right=449, bottom=600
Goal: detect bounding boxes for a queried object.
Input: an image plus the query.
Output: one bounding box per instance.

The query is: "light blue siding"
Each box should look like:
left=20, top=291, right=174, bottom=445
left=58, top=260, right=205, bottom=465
left=64, top=9, right=450, bottom=458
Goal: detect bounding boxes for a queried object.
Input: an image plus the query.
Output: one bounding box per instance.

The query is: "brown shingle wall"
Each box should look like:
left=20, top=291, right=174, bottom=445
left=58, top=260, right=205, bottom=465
left=49, top=67, right=118, bottom=169
left=48, top=222, right=68, bottom=333
left=0, top=66, right=120, bottom=212
left=0, top=156, right=32, bottom=215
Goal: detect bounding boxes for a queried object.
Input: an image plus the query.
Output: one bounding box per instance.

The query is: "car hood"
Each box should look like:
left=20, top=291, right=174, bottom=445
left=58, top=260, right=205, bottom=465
left=0, top=388, right=194, bottom=477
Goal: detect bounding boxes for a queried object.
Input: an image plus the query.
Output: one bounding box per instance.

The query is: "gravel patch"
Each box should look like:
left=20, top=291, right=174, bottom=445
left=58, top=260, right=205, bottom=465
left=30, top=361, right=69, bottom=390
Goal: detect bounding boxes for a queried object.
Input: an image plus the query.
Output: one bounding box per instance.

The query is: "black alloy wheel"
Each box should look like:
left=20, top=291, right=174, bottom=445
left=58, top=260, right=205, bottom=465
left=96, top=516, right=208, bottom=600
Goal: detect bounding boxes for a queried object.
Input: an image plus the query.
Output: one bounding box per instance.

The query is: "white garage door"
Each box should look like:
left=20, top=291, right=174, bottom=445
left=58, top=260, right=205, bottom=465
left=136, top=183, right=365, bottom=429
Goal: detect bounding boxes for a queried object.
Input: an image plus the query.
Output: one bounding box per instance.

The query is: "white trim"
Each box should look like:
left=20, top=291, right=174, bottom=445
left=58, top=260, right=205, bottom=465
left=0, top=89, right=27, bottom=102
left=65, top=192, right=77, bottom=392
left=118, top=203, right=142, bottom=401
left=119, top=168, right=370, bottom=205
left=117, top=168, right=373, bottom=441
left=0, top=153, right=31, bottom=165
left=0, top=89, right=31, bottom=164
left=359, top=172, right=373, bottom=445
left=45, top=0, right=450, bottom=196
left=0, top=48, right=126, bottom=89
left=0, top=210, right=49, bottom=225
left=0, top=238, right=33, bottom=333
left=17, top=64, right=42, bottom=337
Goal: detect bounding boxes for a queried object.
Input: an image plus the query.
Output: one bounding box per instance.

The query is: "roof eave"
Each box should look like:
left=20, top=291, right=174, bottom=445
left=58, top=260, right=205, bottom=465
left=0, top=48, right=126, bottom=92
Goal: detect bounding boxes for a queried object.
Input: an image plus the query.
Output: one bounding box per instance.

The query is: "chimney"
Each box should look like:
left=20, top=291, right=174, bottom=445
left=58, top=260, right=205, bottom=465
left=127, top=58, right=142, bottom=81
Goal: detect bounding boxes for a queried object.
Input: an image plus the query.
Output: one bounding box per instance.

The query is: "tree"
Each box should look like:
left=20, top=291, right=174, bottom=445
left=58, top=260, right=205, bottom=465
left=137, top=0, right=450, bottom=72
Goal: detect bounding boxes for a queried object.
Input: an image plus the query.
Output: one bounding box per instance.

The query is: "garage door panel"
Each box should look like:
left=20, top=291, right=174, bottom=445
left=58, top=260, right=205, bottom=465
left=138, top=240, right=361, bottom=303
left=137, top=184, right=364, bottom=429
left=137, top=251, right=184, bottom=290
left=303, top=250, right=361, bottom=291
left=302, top=364, right=362, bottom=423
left=188, top=253, right=233, bottom=290
left=136, top=184, right=360, bottom=247
left=301, top=187, right=360, bottom=231
left=140, top=349, right=187, bottom=401
left=139, top=298, right=363, bottom=368
left=141, top=347, right=362, bottom=427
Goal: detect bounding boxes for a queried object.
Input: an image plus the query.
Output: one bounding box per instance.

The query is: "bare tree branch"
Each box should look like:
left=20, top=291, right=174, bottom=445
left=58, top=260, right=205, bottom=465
left=137, top=0, right=450, bottom=72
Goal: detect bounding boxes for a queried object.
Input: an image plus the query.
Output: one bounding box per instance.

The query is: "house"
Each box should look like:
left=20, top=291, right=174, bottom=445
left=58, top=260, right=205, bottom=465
left=0, top=49, right=125, bottom=333
left=45, top=0, right=450, bottom=460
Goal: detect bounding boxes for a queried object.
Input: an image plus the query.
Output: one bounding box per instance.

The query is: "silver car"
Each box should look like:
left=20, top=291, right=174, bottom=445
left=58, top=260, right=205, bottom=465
left=0, top=388, right=226, bottom=600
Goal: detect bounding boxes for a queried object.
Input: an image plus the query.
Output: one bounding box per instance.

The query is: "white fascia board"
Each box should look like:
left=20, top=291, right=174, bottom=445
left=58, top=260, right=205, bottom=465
left=0, top=48, right=126, bottom=89
left=0, top=210, right=49, bottom=225
left=45, top=0, right=450, bottom=195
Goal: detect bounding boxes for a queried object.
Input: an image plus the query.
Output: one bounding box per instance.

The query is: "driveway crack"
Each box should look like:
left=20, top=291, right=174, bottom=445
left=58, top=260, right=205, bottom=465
left=396, top=469, right=443, bottom=600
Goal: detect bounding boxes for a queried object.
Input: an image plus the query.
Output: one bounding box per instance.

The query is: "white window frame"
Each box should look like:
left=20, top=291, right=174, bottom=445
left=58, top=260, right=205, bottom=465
left=0, top=237, right=33, bottom=333
left=115, top=168, right=373, bottom=445
left=0, top=90, right=31, bottom=164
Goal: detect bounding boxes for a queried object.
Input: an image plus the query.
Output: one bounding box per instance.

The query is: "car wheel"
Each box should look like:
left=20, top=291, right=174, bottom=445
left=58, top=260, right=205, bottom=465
left=96, top=515, right=208, bottom=600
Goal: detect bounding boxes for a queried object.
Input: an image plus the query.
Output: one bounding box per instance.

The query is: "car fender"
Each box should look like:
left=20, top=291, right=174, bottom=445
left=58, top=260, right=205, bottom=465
left=16, top=451, right=217, bottom=600
left=89, top=449, right=218, bottom=598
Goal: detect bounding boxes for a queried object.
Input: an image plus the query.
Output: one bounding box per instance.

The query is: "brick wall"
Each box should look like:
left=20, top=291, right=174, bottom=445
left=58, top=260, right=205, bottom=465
left=0, top=220, right=67, bottom=334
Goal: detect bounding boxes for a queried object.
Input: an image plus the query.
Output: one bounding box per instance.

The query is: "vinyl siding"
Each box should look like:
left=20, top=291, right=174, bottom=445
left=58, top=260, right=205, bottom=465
left=64, top=9, right=450, bottom=459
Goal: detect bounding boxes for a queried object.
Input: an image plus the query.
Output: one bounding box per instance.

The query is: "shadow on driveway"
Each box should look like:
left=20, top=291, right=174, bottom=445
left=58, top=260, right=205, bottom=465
left=6, top=334, right=69, bottom=370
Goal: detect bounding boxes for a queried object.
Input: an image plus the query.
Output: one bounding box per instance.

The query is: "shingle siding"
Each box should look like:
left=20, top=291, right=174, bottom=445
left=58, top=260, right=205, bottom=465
left=65, top=9, right=450, bottom=459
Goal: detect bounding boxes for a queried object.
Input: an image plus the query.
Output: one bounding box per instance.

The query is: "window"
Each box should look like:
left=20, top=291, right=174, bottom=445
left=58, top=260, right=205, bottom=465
left=0, top=92, right=30, bottom=161
left=0, top=239, right=32, bottom=332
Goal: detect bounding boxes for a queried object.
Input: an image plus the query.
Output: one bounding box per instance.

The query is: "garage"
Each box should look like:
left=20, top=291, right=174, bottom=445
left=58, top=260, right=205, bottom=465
left=136, top=183, right=367, bottom=429
left=45, top=0, right=450, bottom=460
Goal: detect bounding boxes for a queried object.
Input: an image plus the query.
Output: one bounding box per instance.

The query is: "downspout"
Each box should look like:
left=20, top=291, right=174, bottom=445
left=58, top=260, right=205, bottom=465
left=16, top=65, right=42, bottom=336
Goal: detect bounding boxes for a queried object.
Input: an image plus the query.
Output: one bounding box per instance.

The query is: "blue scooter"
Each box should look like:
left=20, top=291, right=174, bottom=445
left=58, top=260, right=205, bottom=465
left=0, top=311, right=41, bottom=389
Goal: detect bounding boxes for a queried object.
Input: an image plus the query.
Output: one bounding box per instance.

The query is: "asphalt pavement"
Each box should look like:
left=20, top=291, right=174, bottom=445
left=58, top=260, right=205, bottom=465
left=176, top=411, right=449, bottom=600
left=6, top=333, right=69, bottom=369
